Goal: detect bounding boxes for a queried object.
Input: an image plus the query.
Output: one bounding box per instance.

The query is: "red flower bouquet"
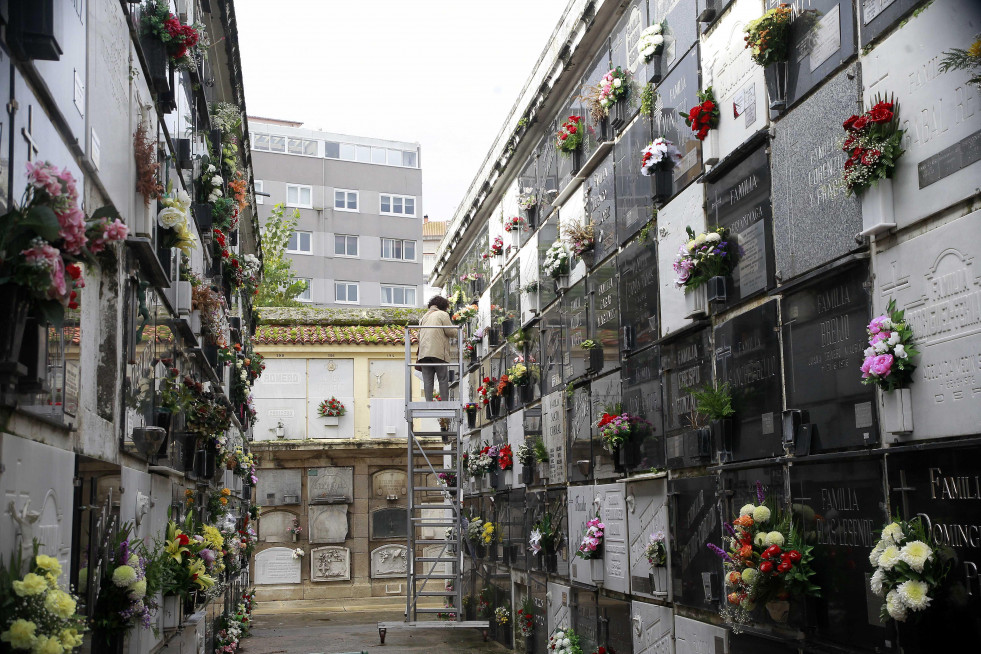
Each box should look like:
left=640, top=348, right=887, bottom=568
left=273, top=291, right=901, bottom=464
left=498, top=444, right=514, bottom=470
left=841, top=95, right=905, bottom=196
left=478, top=376, right=499, bottom=405
left=679, top=87, right=720, bottom=141
left=557, top=115, right=585, bottom=154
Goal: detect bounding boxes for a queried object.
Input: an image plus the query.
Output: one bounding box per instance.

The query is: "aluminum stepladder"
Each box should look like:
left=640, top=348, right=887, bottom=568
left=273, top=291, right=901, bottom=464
left=377, top=323, right=489, bottom=645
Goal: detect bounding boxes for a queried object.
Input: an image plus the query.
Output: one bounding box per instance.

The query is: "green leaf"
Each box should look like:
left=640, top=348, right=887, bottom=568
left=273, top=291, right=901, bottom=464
left=90, top=205, right=120, bottom=222
left=22, top=205, right=62, bottom=242
left=37, top=299, right=66, bottom=328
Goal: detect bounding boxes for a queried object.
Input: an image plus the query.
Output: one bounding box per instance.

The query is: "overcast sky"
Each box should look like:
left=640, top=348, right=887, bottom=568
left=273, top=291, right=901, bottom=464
left=236, top=0, right=569, bottom=222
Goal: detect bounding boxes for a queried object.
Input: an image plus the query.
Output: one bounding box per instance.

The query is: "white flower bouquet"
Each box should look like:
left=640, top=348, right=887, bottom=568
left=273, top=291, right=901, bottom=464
left=547, top=627, right=583, bottom=654
left=639, top=23, right=665, bottom=62
left=869, top=517, right=949, bottom=622
left=640, top=137, right=682, bottom=175
left=543, top=240, right=570, bottom=278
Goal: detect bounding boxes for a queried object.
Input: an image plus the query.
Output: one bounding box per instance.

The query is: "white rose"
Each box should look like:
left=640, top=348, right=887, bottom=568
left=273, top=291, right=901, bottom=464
left=864, top=347, right=875, bottom=357
left=613, top=78, right=622, bottom=88
left=212, top=188, right=223, bottom=197
left=874, top=339, right=889, bottom=353
left=176, top=190, right=192, bottom=208
left=158, top=206, right=185, bottom=229
left=211, top=176, right=223, bottom=186
left=887, top=332, right=901, bottom=346
left=208, top=193, right=219, bottom=203
left=207, top=164, right=216, bottom=173
left=894, top=344, right=907, bottom=359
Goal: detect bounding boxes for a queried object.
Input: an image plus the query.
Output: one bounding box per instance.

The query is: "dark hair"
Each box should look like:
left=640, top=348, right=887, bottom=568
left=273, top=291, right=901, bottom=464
left=427, top=295, right=449, bottom=311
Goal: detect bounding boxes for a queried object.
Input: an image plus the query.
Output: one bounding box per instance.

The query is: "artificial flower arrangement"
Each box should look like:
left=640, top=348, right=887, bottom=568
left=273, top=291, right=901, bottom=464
left=289, top=519, right=302, bottom=538
left=464, top=402, right=480, bottom=413
left=516, top=597, right=536, bottom=638
left=465, top=517, right=486, bottom=543
left=548, top=627, right=583, bottom=654
left=91, top=524, right=162, bottom=644
left=743, top=4, right=793, bottom=66
left=160, top=517, right=217, bottom=602
left=436, top=471, right=457, bottom=487
left=562, top=221, right=595, bottom=257
left=496, top=374, right=513, bottom=396
left=191, top=283, right=229, bottom=346
left=317, top=397, right=346, bottom=417
left=140, top=0, right=204, bottom=67
left=842, top=95, right=905, bottom=196
left=579, top=340, right=599, bottom=350
left=518, top=189, right=537, bottom=211
left=639, top=23, right=666, bottom=62
left=556, top=115, right=585, bottom=154
left=640, top=137, right=683, bottom=175
left=598, top=67, right=630, bottom=111
left=158, top=185, right=198, bottom=255
left=529, top=504, right=561, bottom=555
left=494, top=605, right=510, bottom=626
left=672, top=226, right=734, bottom=289
left=0, top=543, right=86, bottom=653
left=207, top=488, right=232, bottom=522
left=184, top=377, right=231, bottom=440
left=222, top=251, right=262, bottom=297
left=679, top=87, right=720, bottom=141
left=706, top=482, right=820, bottom=629
left=460, top=271, right=483, bottom=283
left=198, top=157, right=224, bottom=205
left=0, top=162, right=128, bottom=324
left=497, top=444, right=514, bottom=470
left=229, top=448, right=257, bottom=484
left=516, top=443, right=536, bottom=467
left=543, top=240, right=571, bottom=278
left=291, top=548, right=305, bottom=560
left=645, top=531, right=667, bottom=567
left=481, top=522, right=498, bottom=546
left=452, top=304, right=478, bottom=324
left=478, top=376, right=500, bottom=406
left=576, top=516, right=605, bottom=560
left=507, top=362, right=530, bottom=386
left=598, top=411, right=640, bottom=452
left=466, top=445, right=497, bottom=477
left=504, top=216, right=526, bottom=232
left=861, top=300, right=918, bottom=391
left=869, top=517, right=948, bottom=622
left=229, top=172, right=250, bottom=211
left=489, top=236, right=505, bottom=256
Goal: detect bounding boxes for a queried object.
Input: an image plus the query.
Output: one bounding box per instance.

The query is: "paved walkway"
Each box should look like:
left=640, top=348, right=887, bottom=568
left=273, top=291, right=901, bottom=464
left=240, top=608, right=507, bottom=654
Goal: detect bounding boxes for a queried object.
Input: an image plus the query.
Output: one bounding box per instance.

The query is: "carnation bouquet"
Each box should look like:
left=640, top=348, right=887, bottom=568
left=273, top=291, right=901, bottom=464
left=548, top=627, right=583, bottom=654
left=140, top=0, right=205, bottom=67
left=860, top=299, right=917, bottom=391
left=639, top=23, right=665, bottom=62
left=489, top=236, right=505, bottom=256
left=436, top=471, right=457, bottom=488
left=0, top=543, right=86, bottom=653
left=743, top=4, right=793, bottom=67
left=557, top=116, right=585, bottom=154
left=543, top=240, right=571, bottom=278
left=466, top=445, right=497, bottom=476
left=640, top=137, right=683, bottom=175
left=575, top=516, right=605, bottom=560
left=516, top=443, right=536, bottom=466
left=596, top=411, right=638, bottom=452
left=494, top=605, right=510, bottom=626
left=842, top=95, right=905, bottom=196
left=598, top=67, right=630, bottom=111
left=707, top=482, right=819, bottom=629
left=645, top=532, right=667, bottom=567
left=672, top=226, right=734, bottom=289
left=465, top=517, right=486, bottom=543
left=679, top=87, right=720, bottom=141
left=317, top=397, right=346, bottom=417
left=869, top=517, right=949, bottom=623
left=504, top=216, right=526, bottom=232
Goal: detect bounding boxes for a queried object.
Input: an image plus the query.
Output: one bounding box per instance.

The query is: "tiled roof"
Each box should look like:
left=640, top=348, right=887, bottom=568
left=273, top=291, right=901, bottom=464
left=422, top=220, right=447, bottom=238
left=254, top=324, right=417, bottom=346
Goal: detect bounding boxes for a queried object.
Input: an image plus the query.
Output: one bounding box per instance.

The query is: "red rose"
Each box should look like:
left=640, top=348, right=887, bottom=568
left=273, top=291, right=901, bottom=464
left=689, top=105, right=702, bottom=118
left=777, top=562, right=792, bottom=573
left=842, top=134, right=856, bottom=151
left=852, top=116, right=869, bottom=131
left=697, top=127, right=709, bottom=140
left=759, top=561, right=774, bottom=573
left=868, top=105, right=893, bottom=123
left=787, top=550, right=802, bottom=562
left=842, top=115, right=860, bottom=131
left=559, top=133, right=568, bottom=140
left=568, top=125, right=577, bottom=134
left=66, top=264, right=82, bottom=280
left=701, top=100, right=715, bottom=111
left=861, top=149, right=881, bottom=165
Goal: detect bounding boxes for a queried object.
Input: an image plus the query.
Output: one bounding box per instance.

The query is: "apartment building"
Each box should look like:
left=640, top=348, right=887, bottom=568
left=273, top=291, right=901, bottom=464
left=249, top=117, right=424, bottom=307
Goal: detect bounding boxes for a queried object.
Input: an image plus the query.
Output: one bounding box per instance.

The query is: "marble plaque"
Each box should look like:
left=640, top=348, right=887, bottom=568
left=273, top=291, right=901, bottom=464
left=308, top=505, right=349, bottom=544
left=567, top=385, right=593, bottom=483
left=372, top=469, right=408, bottom=501
left=670, top=475, right=721, bottom=609
left=259, top=510, right=295, bottom=544
left=255, top=547, right=301, bottom=585
left=650, top=0, right=699, bottom=78
left=252, top=358, right=306, bottom=399
left=631, top=600, right=673, bottom=654
left=590, top=372, right=623, bottom=481
left=585, top=150, right=618, bottom=263
left=549, top=487, right=571, bottom=577
left=310, top=546, right=351, bottom=582
left=662, top=328, right=712, bottom=469
left=622, top=347, right=665, bottom=472
left=782, top=262, right=877, bottom=452
left=530, top=579, right=549, bottom=652
left=863, top=0, right=981, bottom=230
left=371, top=506, right=407, bottom=540
left=674, top=616, right=728, bottom=654
left=507, top=488, right=528, bottom=569
left=572, top=588, right=600, bottom=653
left=615, top=116, right=655, bottom=244
left=886, top=446, right=981, bottom=649
left=308, top=466, right=354, bottom=504
left=656, top=183, right=705, bottom=336
left=611, top=0, right=651, bottom=117
left=542, top=305, right=565, bottom=395
left=701, top=0, right=767, bottom=161
left=706, top=145, right=775, bottom=306
left=547, top=581, right=572, bottom=633
left=537, top=215, right=561, bottom=310
left=599, top=594, right=634, bottom=654
left=520, top=236, right=542, bottom=322
left=626, top=478, right=670, bottom=599
left=580, top=47, right=613, bottom=155
left=253, top=397, right=306, bottom=442
left=562, top=279, right=589, bottom=382
left=651, top=47, right=703, bottom=197
left=567, top=485, right=597, bottom=586
left=771, top=64, right=863, bottom=282
left=714, top=301, right=783, bottom=462
left=859, top=0, right=921, bottom=45
left=589, top=258, right=620, bottom=376
left=308, top=357, right=354, bottom=399
left=619, top=238, right=659, bottom=352
left=598, top=485, right=630, bottom=594
left=370, top=544, right=408, bottom=579
left=874, top=213, right=981, bottom=441
left=256, top=469, right=302, bottom=507
left=542, top=390, right=568, bottom=484
left=790, top=458, right=890, bottom=650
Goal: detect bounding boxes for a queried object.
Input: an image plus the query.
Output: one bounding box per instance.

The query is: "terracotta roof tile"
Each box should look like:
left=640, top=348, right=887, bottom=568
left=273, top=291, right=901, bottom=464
left=254, top=324, right=418, bottom=346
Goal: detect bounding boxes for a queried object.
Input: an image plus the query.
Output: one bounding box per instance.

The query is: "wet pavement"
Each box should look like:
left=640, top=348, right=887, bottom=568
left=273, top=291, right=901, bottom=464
left=240, top=609, right=507, bottom=654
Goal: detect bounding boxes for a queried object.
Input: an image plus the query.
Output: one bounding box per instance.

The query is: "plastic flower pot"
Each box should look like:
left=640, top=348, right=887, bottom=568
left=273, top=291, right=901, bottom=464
left=504, top=386, right=515, bottom=411
left=588, top=348, right=604, bottom=373
left=474, top=542, right=486, bottom=559
left=520, top=383, right=534, bottom=404
left=651, top=166, right=673, bottom=206
left=544, top=552, right=558, bottom=573
left=648, top=53, right=663, bottom=84
left=322, top=415, right=339, bottom=426
left=522, top=466, right=534, bottom=485
left=162, top=594, right=182, bottom=630
left=571, top=148, right=583, bottom=175
left=611, top=445, right=626, bottom=474
left=764, top=61, right=789, bottom=114
left=0, top=284, right=32, bottom=386
left=555, top=274, right=570, bottom=292
left=684, top=284, right=709, bottom=318
left=489, top=394, right=502, bottom=418
left=488, top=543, right=499, bottom=562
left=702, top=129, right=720, bottom=166
left=140, top=35, right=170, bottom=95
left=193, top=203, right=213, bottom=233
left=710, top=419, right=733, bottom=459
left=157, top=243, right=177, bottom=282
left=882, top=387, right=913, bottom=435
left=860, top=178, right=897, bottom=236
left=467, top=408, right=478, bottom=429
left=523, top=206, right=537, bottom=228
left=509, top=230, right=521, bottom=249
left=611, top=98, right=628, bottom=131
left=502, top=318, right=514, bottom=335
left=590, top=558, right=605, bottom=584
left=487, top=328, right=501, bottom=346
left=202, top=344, right=220, bottom=370
left=619, top=439, right=640, bottom=471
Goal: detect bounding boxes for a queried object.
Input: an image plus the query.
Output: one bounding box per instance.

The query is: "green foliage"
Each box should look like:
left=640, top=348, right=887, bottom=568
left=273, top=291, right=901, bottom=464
left=939, top=34, right=981, bottom=91
left=638, top=212, right=657, bottom=242
left=743, top=4, right=793, bottom=67
left=255, top=203, right=308, bottom=307
left=640, top=83, right=656, bottom=116
left=784, top=527, right=821, bottom=598
left=532, top=437, right=549, bottom=463
left=692, top=381, right=735, bottom=421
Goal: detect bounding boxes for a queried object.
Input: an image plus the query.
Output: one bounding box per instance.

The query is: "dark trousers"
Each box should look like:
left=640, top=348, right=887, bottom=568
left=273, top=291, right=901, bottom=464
left=419, top=357, right=449, bottom=401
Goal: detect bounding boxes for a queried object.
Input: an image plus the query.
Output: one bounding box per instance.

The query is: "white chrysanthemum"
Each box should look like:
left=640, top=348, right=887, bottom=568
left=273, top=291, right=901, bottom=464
left=881, top=522, right=904, bottom=545
left=765, top=531, right=785, bottom=547
left=739, top=503, right=755, bottom=517
left=741, top=568, right=758, bottom=585
left=870, top=568, right=886, bottom=597
left=686, top=240, right=697, bottom=251
left=694, top=234, right=707, bottom=246
left=753, top=506, right=771, bottom=523
left=211, top=176, right=223, bottom=186
left=869, top=541, right=886, bottom=567
left=897, top=580, right=931, bottom=611
left=754, top=532, right=767, bottom=547
left=886, top=590, right=907, bottom=621
left=899, top=540, right=933, bottom=573
left=877, top=545, right=901, bottom=571
left=706, top=232, right=721, bottom=243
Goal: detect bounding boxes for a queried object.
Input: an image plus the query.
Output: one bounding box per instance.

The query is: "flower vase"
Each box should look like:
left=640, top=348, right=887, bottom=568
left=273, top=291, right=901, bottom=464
left=487, top=328, right=500, bottom=346
left=571, top=148, right=583, bottom=176
left=619, top=439, right=640, bottom=472
left=489, top=394, right=502, bottom=418
left=177, top=280, right=192, bottom=317
left=490, top=468, right=502, bottom=490
left=555, top=274, right=570, bottom=293
left=466, top=409, right=477, bottom=429
left=292, top=533, right=297, bottom=543
left=522, top=466, right=534, bottom=485
left=488, top=543, right=499, bottom=562
left=0, top=284, right=31, bottom=390
left=523, top=206, right=537, bottom=229
left=525, top=635, right=535, bottom=654
left=684, top=284, right=709, bottom=319
left=520, top=383, right=534, bottom=404
left=860, top=178, right=897, bottom=236
left=544, top=552, right=558, bottom=574
left=763, top=61, right=789, bottom=114
left=611, top=98, right=627, bottom=131
left=765, top=600, right=790, bottom=624
left=323, top=415, right=339, bottom=426
left=590, top=557, right=605, bottom=585
left=882, top=387, right=913, bottom=435
left=612, top=445, right=626, bottom=474
left=504, top=386, right=515, bottom=411
left=474, top=542, right=486, bottom=559
left=162, top=594, right=182, bottom=630
left=647, top=53, right=663, bottom=84
left=510, top=230, right=521, bottom=249
left=140, top=35, right=170, bottom=96
left=651, top=166, right=673, bottom=206
left=702, top=129, right=720, bottom=166
left=587, top=348, right=604, bottom=373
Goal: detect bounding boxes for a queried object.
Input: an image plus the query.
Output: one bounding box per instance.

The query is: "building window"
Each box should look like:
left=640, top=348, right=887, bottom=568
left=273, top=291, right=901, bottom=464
left=334, top=189, right=358, bottom=212
left=288, top=137, right=319, bottom=156
left=380, top=194, right=416, bottom=217
left=252, top=133, right=270, bottom=151
left=254, top=180, right=264, bottom=204
left=381, top=285, right=416, bottom=307
left=324, top=141, right=419, bottom=168
left=402, top=150, right=418, bottom=167
left=381, top=238, right=416, bottom=261
left=287, top=231, right=312, bottom=254
left=334, top=234, right=359, bottom=257
left=269, top=135, right=286, bottom=153
left=286, top=184, right=313, bottom=208
left=298, top=279, right=312, bottom=302
left=335, top=282, right=359, bottom=304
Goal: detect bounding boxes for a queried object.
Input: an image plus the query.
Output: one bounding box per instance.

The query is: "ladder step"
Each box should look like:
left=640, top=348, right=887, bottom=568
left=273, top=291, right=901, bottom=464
left=410, top=520, right=456, bottom=526
left=408, top=401, right=461, bottom=411
left=411, top=574, right=456, bottom=579
left=415, top=539, right=455, bottom=545
left=412, top=431, right=456, bottom=438
left=414, top=607, right=459, bottom=614
left=412, top=468, right=456, bottom=474
left=413, top=487, right=457, bottom=492
left=412, top=504, right=457, bottom=510
left=415, top=557, right=458, bottom=563
left=415, top=591, right=457, bottom=596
